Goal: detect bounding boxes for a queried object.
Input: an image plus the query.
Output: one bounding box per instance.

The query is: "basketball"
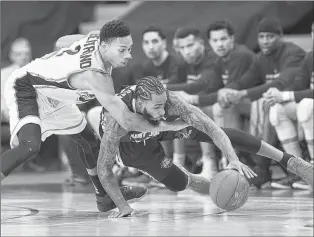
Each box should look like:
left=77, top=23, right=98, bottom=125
left=209, top=169, right=250, bottom=211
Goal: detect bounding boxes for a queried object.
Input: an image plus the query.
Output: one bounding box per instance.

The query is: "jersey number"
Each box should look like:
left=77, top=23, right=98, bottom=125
left=42, top=45, right=81, bottom=60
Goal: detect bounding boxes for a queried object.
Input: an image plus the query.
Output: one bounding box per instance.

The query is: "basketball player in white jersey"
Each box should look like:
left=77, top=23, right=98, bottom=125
left=1, top=20, right=187, bottom=213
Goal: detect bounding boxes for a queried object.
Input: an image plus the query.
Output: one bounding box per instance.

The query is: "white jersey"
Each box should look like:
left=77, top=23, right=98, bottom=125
left=7, top=31, right=110, bottom=105
left=5, top=32, right=111, bottom=147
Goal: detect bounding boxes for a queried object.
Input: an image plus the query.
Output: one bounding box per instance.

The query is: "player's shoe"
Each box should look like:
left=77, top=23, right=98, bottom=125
left=96, top=185, right=148, bottom=212
left=271, top=176, right=294, bottom=189
left=292, top=177, right=312, bottom=190
left=287, top=156, right=313, bottom=188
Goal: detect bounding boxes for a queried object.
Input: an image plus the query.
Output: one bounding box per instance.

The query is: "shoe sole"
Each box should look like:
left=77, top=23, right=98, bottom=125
left=292, top=183, right=312, bottom=190
left=271, top=183, right=292, bottom=189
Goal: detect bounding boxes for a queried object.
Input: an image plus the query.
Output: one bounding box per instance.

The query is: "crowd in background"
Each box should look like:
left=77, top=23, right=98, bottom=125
left=1, top=16, right=313, bottom=190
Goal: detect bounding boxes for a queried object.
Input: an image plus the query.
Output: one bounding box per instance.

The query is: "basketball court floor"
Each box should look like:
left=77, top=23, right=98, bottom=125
left=1, top=172, right=313, bottom=236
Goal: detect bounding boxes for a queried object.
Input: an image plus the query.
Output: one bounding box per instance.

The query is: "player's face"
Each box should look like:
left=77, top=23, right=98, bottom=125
left=142, top=32, right=166, bottom=60
left=10, top=43, right=32, bottom=67
left=177, top=35, right=204, bottom=64
left=103, top=35, right=133, bottom=68
left=140, top=92, right=167, bottom=125
left=209, top=29, right=234, bottom=57
left=258, top=32, right=280, bottom=55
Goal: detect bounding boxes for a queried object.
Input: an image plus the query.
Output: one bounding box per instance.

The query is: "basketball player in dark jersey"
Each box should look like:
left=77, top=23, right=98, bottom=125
left=97, top=76, right=313, bottom=218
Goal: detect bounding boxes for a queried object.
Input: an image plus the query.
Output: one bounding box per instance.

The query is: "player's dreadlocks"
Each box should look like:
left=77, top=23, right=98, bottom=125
left=134, top=76, right=166, bottom=101
left=100, top=20, right=131, bottom=43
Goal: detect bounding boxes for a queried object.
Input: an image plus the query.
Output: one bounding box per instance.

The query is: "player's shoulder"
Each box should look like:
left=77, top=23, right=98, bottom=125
left=281, top=41, right=306, bottom=56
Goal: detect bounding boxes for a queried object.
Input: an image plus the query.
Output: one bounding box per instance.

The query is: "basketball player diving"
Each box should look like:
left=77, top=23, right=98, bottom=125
left=96, top=76, right=313, bottom=218
left=1, top=21, right=189, bottom=210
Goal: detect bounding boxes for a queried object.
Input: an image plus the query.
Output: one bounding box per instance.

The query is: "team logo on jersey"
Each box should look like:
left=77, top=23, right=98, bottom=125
left=160, top=156, right=173, bottom=168
left=129, top=131, right=160, bottom=143
left=265, top=69, right=280, bottom=84
left=47, top=97, right=61, bottom=108
left=77, top=91, right=95, bottom=103
left=176, top=128, right=193, bottom=139
left=222, top=70, right=229, bottom=85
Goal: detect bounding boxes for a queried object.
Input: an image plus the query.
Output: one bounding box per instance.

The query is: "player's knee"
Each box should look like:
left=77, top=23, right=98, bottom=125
left=297, top=99, right=313, bottom=123
left=160, top=165, right=189, bottom=192
left=269, top=104, right=284, bottom=126
left=20, top=139, right=41, bottom=157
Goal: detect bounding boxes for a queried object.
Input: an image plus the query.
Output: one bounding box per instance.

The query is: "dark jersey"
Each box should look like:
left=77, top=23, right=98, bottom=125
left=226, top=42, right=307, bottom=101
left=142, top=54, right=185, bottom=84
left=99, top=85, right=179, bottom=143
left=166, top=50, right=217, bottom=94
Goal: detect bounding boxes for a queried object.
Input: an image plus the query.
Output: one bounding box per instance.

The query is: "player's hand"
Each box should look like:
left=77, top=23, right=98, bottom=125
left=218, top=88, right=238, bottom=108
left=263, top=87, right=284, bottom=103
left=263, top=97, right=277, bottom=109
left=226, top=161, right=257, bottom=179
left=108, top=206, right=138, bottom=218
left=225, top=90, right=245, bottom=105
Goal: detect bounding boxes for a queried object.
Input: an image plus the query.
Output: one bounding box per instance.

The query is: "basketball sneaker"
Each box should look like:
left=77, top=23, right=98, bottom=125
left=271, top=176, right=294, bottom=189
left=292, top=176, right=312, bottom=190
left=96, top=185, right=148, bottom=212
left=287, top=156, right=313, bottom=188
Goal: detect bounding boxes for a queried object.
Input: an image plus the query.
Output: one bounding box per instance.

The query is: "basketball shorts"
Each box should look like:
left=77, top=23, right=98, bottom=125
left=118, top=127, right=213, bottom=181
left=4, top=69, right=86, bottom=148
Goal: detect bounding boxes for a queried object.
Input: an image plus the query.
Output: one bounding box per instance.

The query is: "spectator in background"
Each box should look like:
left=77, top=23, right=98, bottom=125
left=263, top=22, right=314, bottom=189
left=164, top=28, right=219, bottom=180
left=215, top=17, right=307, bottom=188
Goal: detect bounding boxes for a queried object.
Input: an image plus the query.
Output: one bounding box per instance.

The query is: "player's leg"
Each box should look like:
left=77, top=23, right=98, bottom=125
left=297, top=99, right=314, bottom=162
left=1, top=123, right=41, bottom=179
left=181, top=126, right=313, bottom=188
left=1, top=74, right=42, bottom=180
left=66, top=125, right=107, bottom=196
left=269, top=103, right=302, bottom=157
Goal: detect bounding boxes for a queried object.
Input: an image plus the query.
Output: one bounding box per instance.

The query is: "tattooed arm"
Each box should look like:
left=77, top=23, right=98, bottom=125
left=167, top=91, right=239, bottom=163
left=97, top=112, right=131, bottom=211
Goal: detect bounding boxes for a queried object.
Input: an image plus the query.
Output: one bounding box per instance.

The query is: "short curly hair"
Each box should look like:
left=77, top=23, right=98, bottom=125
left=100, top=20, right=131, bottom=43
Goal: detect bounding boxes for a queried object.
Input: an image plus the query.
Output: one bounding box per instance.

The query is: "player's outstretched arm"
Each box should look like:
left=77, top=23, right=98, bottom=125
left=168, top=91, right=240, bottom=164
left=97, top=112, right=133, bottom=213
left=85, top=71, right=188, bottom=132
